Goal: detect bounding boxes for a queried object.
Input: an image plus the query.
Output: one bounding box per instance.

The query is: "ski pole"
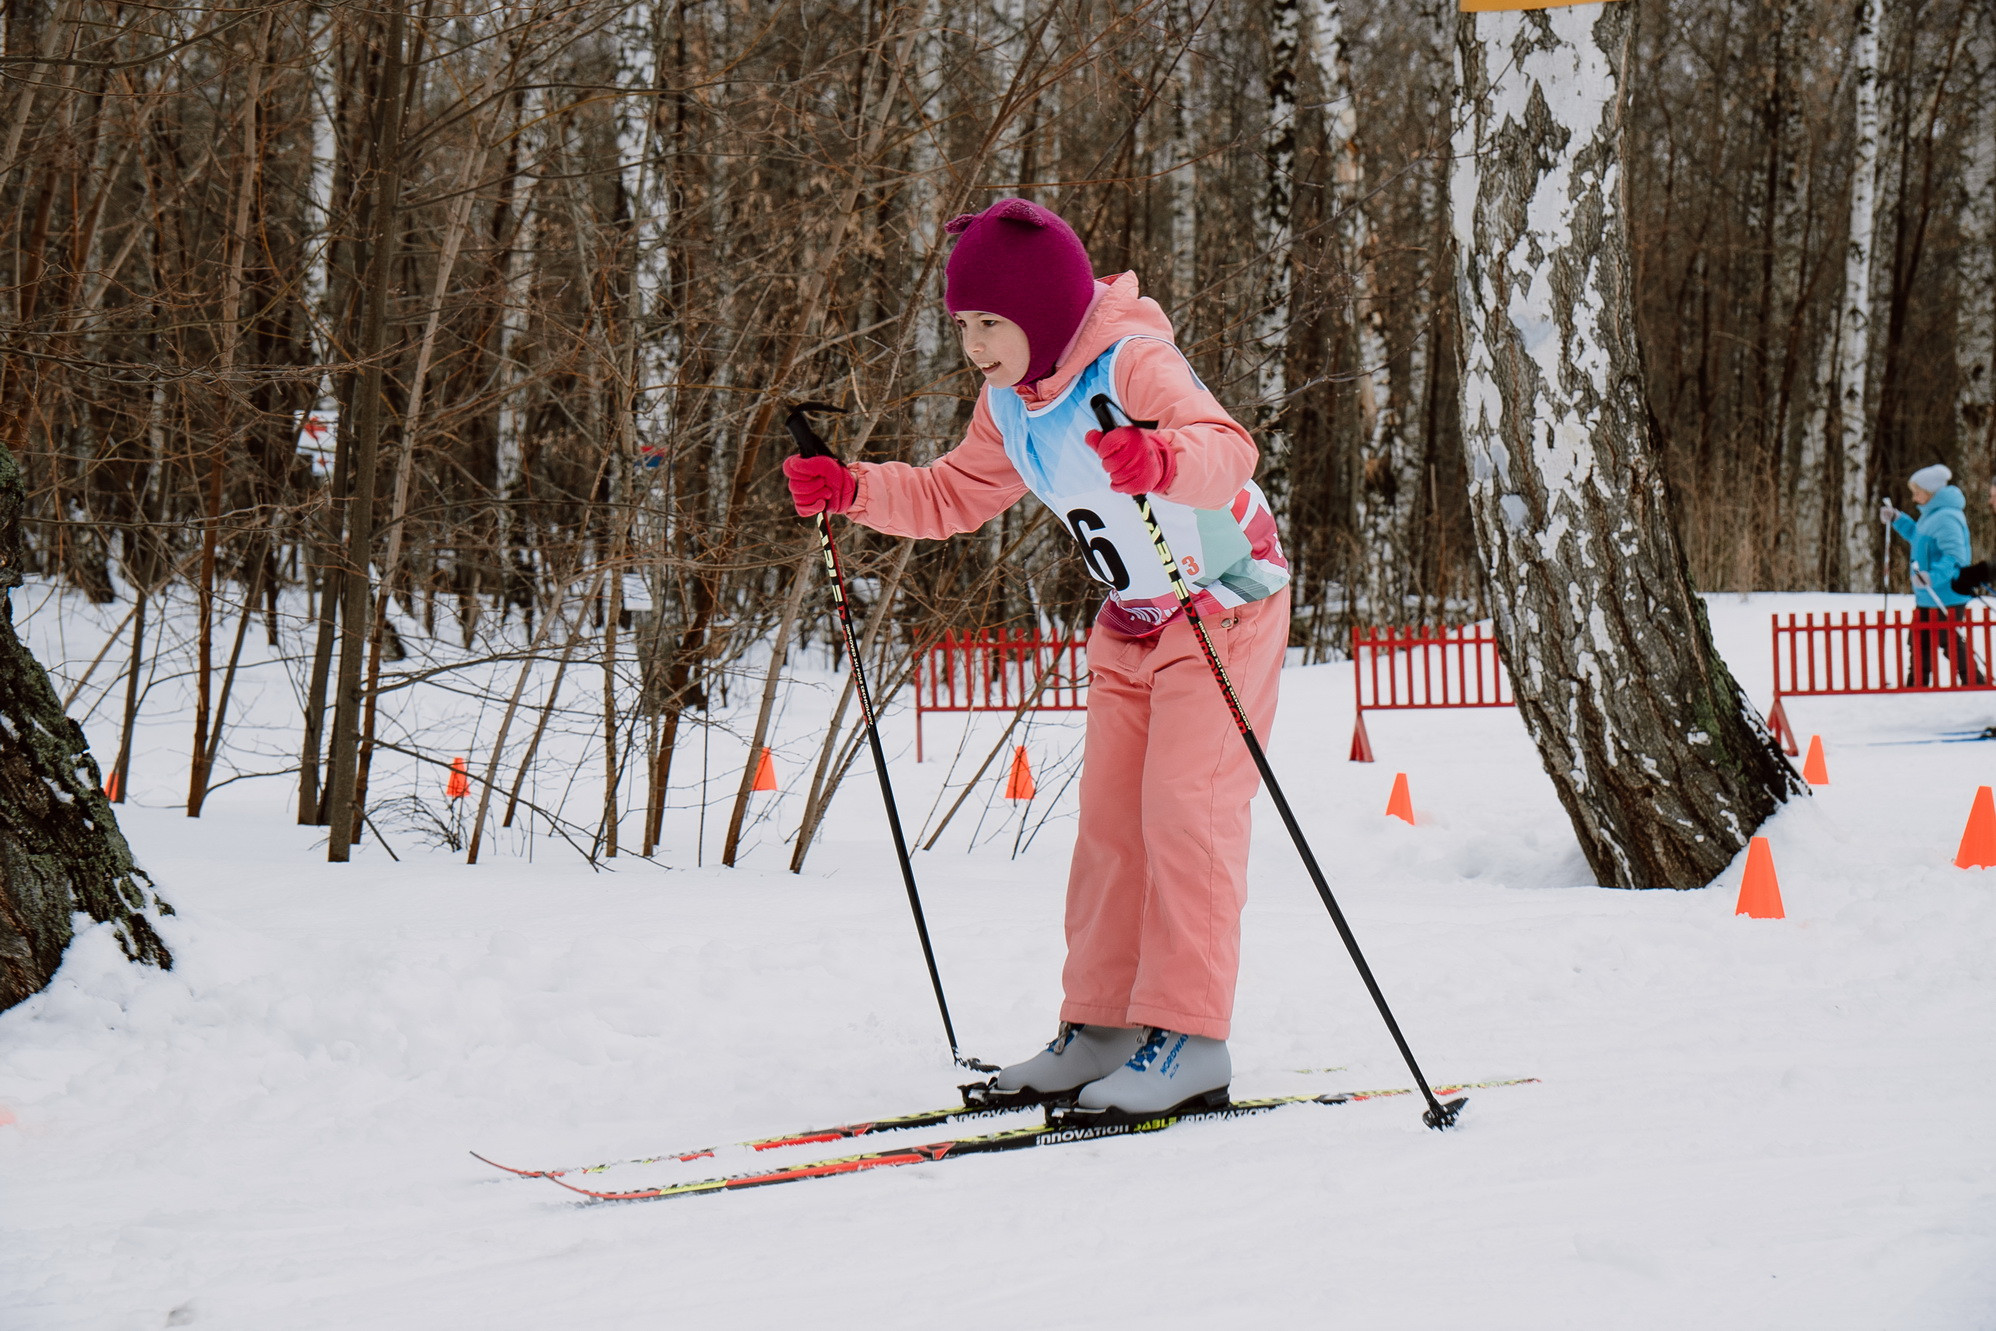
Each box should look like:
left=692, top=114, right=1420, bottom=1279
left=1880, top=493, right=1892, bottom=618
left=785, top=402, right=997, bottom=1074
left=1090, top=394, right=1465, bottom=1130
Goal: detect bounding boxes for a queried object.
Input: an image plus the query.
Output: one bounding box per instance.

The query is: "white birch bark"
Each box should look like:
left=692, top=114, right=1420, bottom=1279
left=909, top=0, right=952, bottom=456
left=494, top=87, right=540, bottom=507
left=1957, top=7, right=1996, bottom=470
left=1163, top=0, right=1200, bottom=313
left=617, top=1, right=674, bottom=463
left=1764, top=0, right=1822, bottom=577
left=1452, top=3, right=1800, bottom=889
left=1796, top=362, right=1835, bottom=586
left=1834, top=0, right=1885, bottom=587
left=301, top=4, right=339, bottom=411
left=1253, top=0, right=1302, bottom=469
left=1305, top=0, right=1404, bottom=616
left=991, top=0, right=1032, bottom=190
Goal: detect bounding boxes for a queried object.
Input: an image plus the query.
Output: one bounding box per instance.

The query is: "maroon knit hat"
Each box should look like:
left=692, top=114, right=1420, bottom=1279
left=944, top=199, right=1096, bottom=386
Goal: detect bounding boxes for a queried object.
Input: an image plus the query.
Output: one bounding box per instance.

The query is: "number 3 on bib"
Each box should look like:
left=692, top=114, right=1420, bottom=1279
left=1065, top=508, right=1130, bottom=590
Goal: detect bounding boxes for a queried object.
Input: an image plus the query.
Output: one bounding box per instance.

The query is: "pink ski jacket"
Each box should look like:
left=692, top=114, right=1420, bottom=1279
left=848, top=272, right=1287, bottom=623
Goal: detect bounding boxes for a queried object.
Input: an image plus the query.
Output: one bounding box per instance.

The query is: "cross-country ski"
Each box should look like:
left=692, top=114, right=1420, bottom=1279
left=7, top=1, right=1996, bottom=1327
left=533, top=1078, right=1539, bottom=1203
left=477, top=1075, right=1538, bottom=1187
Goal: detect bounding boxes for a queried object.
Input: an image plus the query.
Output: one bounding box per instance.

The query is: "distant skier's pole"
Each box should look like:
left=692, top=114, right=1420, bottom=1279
left=1090, top=395, right=1464, bottom=1130
left=1880, top=493, right=1891, bottom=618
left=785, top=402, right=997, bottom=1075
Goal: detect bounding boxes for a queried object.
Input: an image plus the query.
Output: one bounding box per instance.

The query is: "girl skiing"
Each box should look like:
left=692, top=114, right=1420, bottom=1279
left=783, top=199, right=1290, bottom=1114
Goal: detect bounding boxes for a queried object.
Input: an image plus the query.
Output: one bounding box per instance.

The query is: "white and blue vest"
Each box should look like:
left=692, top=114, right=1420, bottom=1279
left=986, top=337, right=1289, bottom=612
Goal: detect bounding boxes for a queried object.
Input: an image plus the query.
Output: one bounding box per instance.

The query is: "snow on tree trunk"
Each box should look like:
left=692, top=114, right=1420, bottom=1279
left=1835, top=0, right=1885, bottom=588
left=1957, top=7, right=1996, bottom=469
left=1451, top=2, right=1803, bottom=890
left=1254, top=0, right=1302, bottom=472
left=0, top=444, right=173, bottom=1012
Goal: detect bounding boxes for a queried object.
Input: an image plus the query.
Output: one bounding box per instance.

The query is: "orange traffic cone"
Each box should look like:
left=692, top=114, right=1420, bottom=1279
left=751, top=747, right=777, bottom=792
left=1801, top=735, right=1829, bottom=786
left=1385, top=772, right=1414, bottom=824
left=1004, top=746, right=1036, bottom=800
left=1955, top=786, right=1996, bottom=869
left=1733, top=836, right=1785, bottom=918
left=446, top=756, right=470, bottom=800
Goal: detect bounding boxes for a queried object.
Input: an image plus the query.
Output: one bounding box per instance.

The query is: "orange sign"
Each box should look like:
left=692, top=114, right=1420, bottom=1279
left=1460, top=0, right=1620, bottom=10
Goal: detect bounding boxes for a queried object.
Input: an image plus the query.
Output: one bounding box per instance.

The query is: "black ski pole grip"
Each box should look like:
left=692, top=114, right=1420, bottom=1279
left=1088, top=393, right=1158, bottom=434
left=786, top=401, right=848, bottom=460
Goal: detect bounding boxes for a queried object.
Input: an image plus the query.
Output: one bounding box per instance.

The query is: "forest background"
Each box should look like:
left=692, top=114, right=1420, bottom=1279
left=1, top=0, right=1991, bottom=862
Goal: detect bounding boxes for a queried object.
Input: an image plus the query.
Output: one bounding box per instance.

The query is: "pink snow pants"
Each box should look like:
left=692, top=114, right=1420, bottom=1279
left=1059, top=588, right=1289, bottom=1041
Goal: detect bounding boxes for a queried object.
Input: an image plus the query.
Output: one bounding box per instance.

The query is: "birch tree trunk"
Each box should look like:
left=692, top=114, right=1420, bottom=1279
left=1834, top=0, right=1885, bottom=588
left=618, top=0, right=674, bottom=466
left=1162, top=0, right=1200, bottom=315
left=302, top=4, right=340, bottom=414
left=1306, top=0, right=1407, bottom=618
left=1451, top=2, right=1802, bottom=890
left=1763, top=0, right=1820, bottom=582
left=908, top=0, right=954, bottom=456
left=1253, top=0, right=1302, bottom=475
left=494, top=85, right=541, bottom=525
left=1957, top=7, right=1996, bottom=469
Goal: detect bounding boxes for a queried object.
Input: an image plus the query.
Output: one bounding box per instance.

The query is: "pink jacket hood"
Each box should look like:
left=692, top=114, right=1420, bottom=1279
left=1017, top=272, right=1174, bottom=407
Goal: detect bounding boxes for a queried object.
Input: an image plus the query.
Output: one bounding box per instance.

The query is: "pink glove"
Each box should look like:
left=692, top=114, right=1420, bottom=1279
left=782, top=454, right=857, bottom=516
left=1084, top=426, right=1176, bottom=496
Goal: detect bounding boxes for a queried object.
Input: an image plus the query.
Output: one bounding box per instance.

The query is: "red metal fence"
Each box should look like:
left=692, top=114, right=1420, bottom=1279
left=1349, top=623, right=1513, bottom=761
left=913, top=629, right=1089, bottom=761
left=1767, top=609, right=1995, bottom=754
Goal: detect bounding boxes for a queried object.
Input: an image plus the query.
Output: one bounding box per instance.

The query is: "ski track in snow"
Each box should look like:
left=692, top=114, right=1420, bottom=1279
left=3, top=590, right=1996, bottom=1328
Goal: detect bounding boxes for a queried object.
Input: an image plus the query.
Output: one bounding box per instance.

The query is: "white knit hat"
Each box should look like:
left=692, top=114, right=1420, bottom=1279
left=1910, top=464, right=1952, bottom=493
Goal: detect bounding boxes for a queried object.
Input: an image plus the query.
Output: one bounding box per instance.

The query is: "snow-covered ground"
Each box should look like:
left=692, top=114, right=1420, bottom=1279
left=5, top=590, right=1996, bottom=1329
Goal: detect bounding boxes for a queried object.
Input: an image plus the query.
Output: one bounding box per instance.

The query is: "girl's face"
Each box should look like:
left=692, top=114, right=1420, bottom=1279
left=953, top=311, right=1031, bottom=388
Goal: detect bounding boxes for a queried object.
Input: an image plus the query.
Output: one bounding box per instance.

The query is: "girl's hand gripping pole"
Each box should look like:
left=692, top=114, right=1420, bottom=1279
left=783, top=404, right=997, bottom=1075
left=1087, top=394, right=1465, bottom=1130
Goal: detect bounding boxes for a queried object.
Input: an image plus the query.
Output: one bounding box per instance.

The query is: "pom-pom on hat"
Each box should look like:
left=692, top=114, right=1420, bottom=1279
left=1910, top=464, right=1952, bottom=494
left=944, top=199, right=1096, bottom=386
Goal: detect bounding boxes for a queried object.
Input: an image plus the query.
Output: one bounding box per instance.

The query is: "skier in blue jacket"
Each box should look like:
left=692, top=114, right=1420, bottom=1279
left=1882, top=465, right=1982, bottom=686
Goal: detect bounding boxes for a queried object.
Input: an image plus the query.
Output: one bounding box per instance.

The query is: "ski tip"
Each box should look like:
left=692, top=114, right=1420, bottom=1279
left=1423, top=1096, right=1470, bottom=1131
left=470, top=1150, right=556, bottom=1178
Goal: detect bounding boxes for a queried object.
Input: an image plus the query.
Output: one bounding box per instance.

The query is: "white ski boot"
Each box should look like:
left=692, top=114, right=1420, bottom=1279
left=1074, top=1027, right=1230, bottom=1114
left=987, top=1023, right=1146, bottom=1098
